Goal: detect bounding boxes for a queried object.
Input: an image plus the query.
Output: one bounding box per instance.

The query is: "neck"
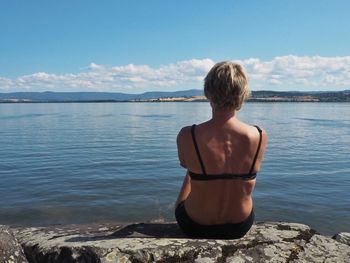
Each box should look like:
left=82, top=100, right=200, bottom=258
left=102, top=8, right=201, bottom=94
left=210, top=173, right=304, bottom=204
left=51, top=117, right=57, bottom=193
left=211, top=108, right=237, bottom=123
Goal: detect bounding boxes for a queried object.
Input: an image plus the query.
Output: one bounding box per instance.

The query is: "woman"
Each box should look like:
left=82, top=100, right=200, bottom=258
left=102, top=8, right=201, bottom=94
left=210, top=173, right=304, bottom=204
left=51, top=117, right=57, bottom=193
left=175, top=61, right=267, bottom=239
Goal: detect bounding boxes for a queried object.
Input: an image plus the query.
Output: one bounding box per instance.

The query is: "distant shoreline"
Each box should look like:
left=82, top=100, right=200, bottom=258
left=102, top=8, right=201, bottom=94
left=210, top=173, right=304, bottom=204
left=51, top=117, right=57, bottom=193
left=1, top=89, right=349, bottom=103
left=1, top=100, right=350, bottom=103
left=1, top=98, right=349, bottom=103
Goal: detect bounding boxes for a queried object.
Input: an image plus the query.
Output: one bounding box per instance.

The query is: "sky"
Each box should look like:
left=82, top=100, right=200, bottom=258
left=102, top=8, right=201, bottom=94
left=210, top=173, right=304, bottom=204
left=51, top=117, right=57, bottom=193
left=1, top=0, right=350, bottom=93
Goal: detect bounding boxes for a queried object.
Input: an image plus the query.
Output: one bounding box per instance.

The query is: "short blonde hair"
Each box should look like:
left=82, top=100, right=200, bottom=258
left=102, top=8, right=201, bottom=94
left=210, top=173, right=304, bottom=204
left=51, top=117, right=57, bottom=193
left=204, top=61, right=250, bottom=111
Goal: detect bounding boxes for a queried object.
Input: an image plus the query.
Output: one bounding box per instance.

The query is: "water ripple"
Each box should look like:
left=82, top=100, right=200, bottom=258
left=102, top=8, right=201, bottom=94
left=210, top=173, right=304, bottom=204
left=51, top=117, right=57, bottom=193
left=0, top=102, right=349, bottom=234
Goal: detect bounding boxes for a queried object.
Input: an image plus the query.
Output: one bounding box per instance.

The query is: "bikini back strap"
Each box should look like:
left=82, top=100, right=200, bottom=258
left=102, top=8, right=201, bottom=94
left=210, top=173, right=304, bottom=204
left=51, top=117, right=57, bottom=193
left=249, top=125, right=263, bottom=174
left=191, top=124, right=207, bottom=174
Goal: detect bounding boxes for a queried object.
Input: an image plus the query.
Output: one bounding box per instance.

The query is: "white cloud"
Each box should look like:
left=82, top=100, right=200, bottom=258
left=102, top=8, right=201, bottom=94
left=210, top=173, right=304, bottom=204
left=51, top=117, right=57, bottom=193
left=0, top=56, right=350, bottom=92
left=240, top=55, right=350, bottom=90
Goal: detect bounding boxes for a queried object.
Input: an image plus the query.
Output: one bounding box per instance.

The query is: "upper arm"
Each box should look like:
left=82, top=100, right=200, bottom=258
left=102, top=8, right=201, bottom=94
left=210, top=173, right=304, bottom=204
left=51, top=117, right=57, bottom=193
left=260, top=128, right=268, bottom=154
left=257, top=128, right=268, bottom=167
left=177, top=127, right=189, bottom=168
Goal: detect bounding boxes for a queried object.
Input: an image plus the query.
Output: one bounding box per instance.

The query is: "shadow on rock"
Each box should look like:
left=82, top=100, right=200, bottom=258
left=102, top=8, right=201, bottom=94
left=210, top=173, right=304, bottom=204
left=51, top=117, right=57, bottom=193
left=65, top=223, right=185, bottom=242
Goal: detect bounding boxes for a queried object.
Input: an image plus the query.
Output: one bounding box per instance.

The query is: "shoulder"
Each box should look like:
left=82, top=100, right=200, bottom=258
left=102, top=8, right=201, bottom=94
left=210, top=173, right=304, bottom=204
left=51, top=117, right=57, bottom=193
left=177, top=125, right=192, bottom=143
left=249, top=125, right=268, bottom=153
left=245, top=124, right=267, bottom=139
left=240, top=123, right=267, bottom=149
left=255, top=125, right=268, bottom=142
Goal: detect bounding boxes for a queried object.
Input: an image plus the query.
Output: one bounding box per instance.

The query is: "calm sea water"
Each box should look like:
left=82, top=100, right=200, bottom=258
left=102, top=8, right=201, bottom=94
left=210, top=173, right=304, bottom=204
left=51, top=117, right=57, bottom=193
left=0, top=102, right=349, bottom=235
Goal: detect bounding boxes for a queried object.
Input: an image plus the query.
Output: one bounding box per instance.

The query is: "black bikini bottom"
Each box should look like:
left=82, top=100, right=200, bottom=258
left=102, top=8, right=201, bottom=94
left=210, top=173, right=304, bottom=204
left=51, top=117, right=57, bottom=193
left=175, top=201, right=254, bottom=239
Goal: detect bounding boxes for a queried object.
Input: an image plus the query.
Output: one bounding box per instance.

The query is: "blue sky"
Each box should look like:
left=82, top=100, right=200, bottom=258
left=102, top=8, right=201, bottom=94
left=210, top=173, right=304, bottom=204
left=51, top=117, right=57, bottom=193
left=1, top=0, right=350, bottom=93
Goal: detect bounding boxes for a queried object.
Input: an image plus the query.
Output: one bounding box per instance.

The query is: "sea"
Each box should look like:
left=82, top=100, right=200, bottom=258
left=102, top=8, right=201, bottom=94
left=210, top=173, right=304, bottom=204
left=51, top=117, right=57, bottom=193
left=0, top=102, right=349, bottom=235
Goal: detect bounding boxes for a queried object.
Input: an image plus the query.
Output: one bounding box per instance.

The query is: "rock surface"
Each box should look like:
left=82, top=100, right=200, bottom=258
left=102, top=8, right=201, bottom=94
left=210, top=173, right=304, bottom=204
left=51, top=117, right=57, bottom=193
left=2, top=222, right=349, bottom=263
left=334, top=232, right=350, bottom=246
left=0, top=225, right=28, bottom=263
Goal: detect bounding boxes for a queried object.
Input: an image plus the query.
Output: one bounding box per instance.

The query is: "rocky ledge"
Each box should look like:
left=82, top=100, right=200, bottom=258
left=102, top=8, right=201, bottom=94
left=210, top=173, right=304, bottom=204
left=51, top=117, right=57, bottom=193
left=1, top=222, right=349, bottom=263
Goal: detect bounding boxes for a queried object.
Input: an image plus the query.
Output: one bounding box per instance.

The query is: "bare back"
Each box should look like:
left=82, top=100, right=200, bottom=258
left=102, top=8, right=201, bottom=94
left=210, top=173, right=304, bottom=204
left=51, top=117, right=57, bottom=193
left=177, top=118, right=267, bottom=225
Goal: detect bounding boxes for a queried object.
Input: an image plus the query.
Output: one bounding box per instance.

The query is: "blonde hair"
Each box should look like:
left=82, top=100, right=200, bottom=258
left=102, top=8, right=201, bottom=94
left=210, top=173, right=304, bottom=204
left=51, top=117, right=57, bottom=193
left=204, top=61, right=250, bottom=111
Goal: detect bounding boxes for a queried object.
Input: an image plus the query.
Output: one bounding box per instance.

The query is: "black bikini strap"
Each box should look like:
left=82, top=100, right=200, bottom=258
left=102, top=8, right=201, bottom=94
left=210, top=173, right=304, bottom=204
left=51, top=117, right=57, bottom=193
left=249, top=125, right=263, bottom=174
left=191, top=124, right=207, bottom=174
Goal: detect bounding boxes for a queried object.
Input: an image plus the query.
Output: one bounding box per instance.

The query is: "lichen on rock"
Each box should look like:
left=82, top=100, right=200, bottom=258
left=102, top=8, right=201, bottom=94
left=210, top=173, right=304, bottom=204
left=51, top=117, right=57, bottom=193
left=333, top=232, right=350, bottom=246
left=2, top=222, right=350, bottom=263
left=0, top=225, right=28, bottom=263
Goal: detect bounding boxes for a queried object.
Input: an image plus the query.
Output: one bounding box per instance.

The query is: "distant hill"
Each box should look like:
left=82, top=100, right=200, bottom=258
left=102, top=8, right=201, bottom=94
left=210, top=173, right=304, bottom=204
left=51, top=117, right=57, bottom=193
left=0, top=89, right=349, bottom=102
left=0, top=89, right=203, bottom=102
left=249, top=90, right=350, bottom=102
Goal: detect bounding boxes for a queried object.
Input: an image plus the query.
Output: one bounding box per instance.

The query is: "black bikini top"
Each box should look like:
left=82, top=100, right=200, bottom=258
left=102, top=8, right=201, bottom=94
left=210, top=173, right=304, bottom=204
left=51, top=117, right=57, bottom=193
left=188, top=124, right=262, bottom=181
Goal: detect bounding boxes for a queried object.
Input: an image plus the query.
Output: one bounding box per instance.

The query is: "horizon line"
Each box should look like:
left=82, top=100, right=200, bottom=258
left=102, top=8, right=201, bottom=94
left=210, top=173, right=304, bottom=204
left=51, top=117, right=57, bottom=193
left=0, top=89, right=349, bottom=94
